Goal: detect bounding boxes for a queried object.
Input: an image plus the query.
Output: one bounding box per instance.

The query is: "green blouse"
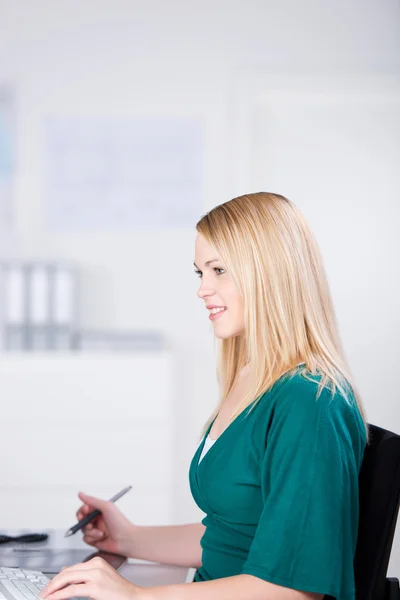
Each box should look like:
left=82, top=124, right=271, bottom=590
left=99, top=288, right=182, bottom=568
left=189, top=368, right=366, bottom=600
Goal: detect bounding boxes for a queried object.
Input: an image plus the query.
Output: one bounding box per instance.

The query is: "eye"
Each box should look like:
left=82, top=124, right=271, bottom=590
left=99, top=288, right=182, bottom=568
left=193, top=267, right=225, bottom=278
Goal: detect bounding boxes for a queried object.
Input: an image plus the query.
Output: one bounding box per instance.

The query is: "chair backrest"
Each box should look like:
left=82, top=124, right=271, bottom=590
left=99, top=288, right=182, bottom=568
left=354, top=423, right=400, bottom=600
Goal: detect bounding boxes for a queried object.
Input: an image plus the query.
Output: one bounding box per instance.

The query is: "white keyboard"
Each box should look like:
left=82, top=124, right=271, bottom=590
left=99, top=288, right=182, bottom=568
left=0, top=567, right=50, bottom=600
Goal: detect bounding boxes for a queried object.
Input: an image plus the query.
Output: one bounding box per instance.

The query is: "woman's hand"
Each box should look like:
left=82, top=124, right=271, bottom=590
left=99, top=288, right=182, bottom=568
left=39, top=556, right=147, bottom=600
left=75, top=491, right=136, bottom=556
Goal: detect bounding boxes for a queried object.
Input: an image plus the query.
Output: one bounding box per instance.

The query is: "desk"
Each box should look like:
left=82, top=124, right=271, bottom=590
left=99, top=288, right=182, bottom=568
left=0, top=530, right=196, bottom=587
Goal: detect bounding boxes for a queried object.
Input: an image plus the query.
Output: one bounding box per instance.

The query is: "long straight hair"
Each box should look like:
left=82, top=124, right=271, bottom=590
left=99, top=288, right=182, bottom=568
left=196, top=193, right=368, bottom=440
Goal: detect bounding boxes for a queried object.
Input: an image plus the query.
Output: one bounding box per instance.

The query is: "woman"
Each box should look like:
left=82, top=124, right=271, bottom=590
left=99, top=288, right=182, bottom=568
left=41, top=193, right=368, bottom=600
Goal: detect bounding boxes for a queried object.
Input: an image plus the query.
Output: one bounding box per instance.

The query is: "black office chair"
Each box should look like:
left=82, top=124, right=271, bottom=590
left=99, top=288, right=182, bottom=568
left=354, top=423, right=400, bottom=600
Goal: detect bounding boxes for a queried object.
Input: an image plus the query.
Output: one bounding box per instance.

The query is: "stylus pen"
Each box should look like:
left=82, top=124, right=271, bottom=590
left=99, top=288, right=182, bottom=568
left=64, top=485, right=132, bottom=538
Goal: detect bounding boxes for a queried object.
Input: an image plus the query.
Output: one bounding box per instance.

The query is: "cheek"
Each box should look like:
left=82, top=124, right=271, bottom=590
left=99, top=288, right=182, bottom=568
left=225, top=284, right=242, bottom=304
left=234, top=294, right=245, bottom=314
left=229, top=296, right=244, bottom=321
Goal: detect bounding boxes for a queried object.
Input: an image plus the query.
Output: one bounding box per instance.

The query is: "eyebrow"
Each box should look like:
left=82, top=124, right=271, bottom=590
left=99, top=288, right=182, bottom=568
left=193, top=259, right=220, bottom=269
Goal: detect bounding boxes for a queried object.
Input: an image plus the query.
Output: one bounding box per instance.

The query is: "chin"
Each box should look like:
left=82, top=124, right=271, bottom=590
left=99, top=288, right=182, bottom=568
left=214, top=328, right=244, bottom=340
left=215, top=333, right=231, bottom=340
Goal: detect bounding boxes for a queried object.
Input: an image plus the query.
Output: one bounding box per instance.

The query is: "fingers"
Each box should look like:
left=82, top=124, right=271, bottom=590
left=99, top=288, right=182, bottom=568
left=76, top=497, right=103, bottom=534
left=78, top=491, right=107, bottom=511
left=40, top=558, right=110, bottom=599
left=41, top=583, right=92, bottom=600
left=40, top=568, right=91, bottom=598
left=76, top=501, right=94, bottom=521
left=77, top=508, right=96, bottom=534
left=83, top=530, right=105, bottom=545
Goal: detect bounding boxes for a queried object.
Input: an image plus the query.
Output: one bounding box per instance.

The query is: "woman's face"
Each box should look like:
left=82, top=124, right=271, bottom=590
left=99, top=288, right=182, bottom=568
left=194, top=234, right=245, bottom=339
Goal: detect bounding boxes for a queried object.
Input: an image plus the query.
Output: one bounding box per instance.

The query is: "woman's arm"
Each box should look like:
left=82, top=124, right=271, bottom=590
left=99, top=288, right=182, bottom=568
left=144, top=574, right=324, bottom=600
left=38, top=555, right=325, bottom=600
left=122, top=522, right=205, bottom=567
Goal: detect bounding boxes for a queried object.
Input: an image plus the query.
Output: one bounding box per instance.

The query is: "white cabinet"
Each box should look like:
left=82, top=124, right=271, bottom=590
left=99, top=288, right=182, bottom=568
left=0, top=353, right=174, bottom=529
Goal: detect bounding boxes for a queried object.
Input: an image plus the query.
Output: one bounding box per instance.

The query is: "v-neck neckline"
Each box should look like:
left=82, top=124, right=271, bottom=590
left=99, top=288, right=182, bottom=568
left=194, top=363, right=307, bottom=476
left=196, top=405, right=250, bottom=471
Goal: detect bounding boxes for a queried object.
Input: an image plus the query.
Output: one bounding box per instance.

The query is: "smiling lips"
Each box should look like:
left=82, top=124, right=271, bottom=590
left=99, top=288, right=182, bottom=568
left=208, top=307, right=227, bottom=321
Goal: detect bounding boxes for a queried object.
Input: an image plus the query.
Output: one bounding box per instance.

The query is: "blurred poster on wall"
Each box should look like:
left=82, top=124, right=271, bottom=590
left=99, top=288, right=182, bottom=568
left=44, top=117, right=203, bottom=229
left=0, top=85, right=15, bottom=233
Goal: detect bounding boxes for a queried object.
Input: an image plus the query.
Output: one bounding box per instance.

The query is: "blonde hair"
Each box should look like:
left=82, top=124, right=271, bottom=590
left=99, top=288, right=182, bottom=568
left=196, top=192, right=368, bottom=440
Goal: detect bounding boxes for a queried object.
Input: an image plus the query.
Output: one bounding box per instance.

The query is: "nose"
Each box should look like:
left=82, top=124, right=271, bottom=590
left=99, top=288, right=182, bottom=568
left=197, top=278, right=216, bottom=300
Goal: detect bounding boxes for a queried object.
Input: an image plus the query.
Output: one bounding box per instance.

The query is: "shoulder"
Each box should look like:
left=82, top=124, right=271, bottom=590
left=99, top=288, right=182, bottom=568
left=270, top=368, right=354, bottom=416
left=253, top=367, right=364, bottom=440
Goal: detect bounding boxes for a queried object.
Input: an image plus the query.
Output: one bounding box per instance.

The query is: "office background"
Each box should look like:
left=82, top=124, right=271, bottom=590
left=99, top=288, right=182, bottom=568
left=0, top=0, right=399, bottom=575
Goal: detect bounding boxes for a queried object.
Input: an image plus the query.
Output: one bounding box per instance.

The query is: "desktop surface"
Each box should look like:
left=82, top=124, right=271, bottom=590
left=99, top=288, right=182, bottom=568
left=0, top=529, right=96, bottom=571
left=0, top=529, right=195, bottom=588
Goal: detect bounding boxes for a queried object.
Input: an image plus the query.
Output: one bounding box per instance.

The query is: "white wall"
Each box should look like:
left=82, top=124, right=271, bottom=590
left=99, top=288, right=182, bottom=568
left=232, top=74, right=400, bottom=575
left=0, top=0, right=399, bottom=576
